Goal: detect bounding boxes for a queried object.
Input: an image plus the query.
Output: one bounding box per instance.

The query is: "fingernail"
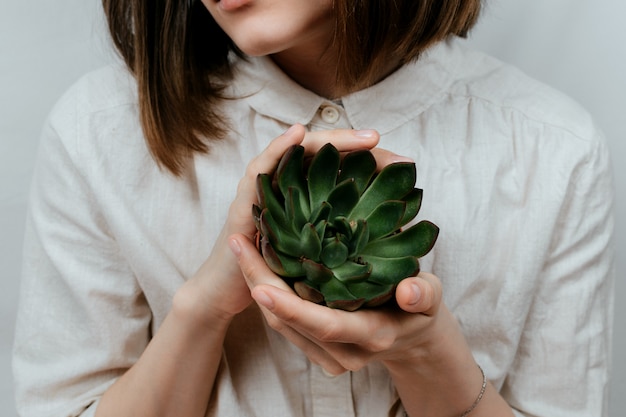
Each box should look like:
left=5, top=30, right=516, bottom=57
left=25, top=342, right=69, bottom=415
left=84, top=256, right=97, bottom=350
left=408, top=283, right=421, bottom=305
left=254, top=289, right=274, bottom=310
left=353, top=129, right=377, bottom=138
left=228, top=238, right=241, bottom=257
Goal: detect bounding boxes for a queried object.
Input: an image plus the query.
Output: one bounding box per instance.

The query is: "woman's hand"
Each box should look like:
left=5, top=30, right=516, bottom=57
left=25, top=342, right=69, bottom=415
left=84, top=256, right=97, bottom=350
left=228, top=233, right=514, bottom=416
left=227, top=232, right=445, bottom=373
left=179, top=124, right=397, bottom=326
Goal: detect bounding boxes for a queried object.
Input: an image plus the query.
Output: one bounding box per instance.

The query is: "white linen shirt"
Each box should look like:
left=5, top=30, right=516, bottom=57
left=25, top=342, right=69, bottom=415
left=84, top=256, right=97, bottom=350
left=13, top=36, right=615, bottom=417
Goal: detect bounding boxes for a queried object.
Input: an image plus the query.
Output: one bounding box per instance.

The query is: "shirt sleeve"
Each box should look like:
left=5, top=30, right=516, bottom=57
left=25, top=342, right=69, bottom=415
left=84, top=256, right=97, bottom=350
left=13, top=93, right=152, bottom=417
left=501, top=129, right=615, bottom=417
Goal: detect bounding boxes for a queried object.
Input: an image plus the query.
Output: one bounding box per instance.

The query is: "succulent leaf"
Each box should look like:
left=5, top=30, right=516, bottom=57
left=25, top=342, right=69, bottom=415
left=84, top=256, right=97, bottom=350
left=348, top=219, right=369, bottom=258
left=332, top=216, right=353, bottom=240
left=358, top=255, right=420, bottom=285
left=398, top=188, right=423, bottom=228
left=319, top=279, right=363, bottom=311
left=309, top=201, right=332, bottom=225
left=285, top=187, right=309, bottom=233
left=314, top=219, right=328, bottom=241
left=308, top=143, right=341, bottom=209
left=276, top=145, right=309, bottom=213
left=252, top=204, right=262, bottom=231
left=299, top=223, right=322, bottom=260
left=348, top=162, right=416, bottom=220
left=320, top=237, right=349, bottom=268
left=294, top=280, right=325, bottom=304
left=327, top=179, right=360, bottom=219
left=365, top=200, right=407, bottom=240
left=360, top=220, right=440, bottom=258
left=259, top=208, right=301, bottom=257
left=338, top=149, right=377, bottom=194
left=302, top=259, right=334, bottom=284
left=261, top=237, right=304, bottom=277
left=347, top=281, right=395, bottom=308
left=257, top=174, right=287, bottom=225
left=326, top=298, right=365, bottom=312
left=331, top=261, right=372, bottom=283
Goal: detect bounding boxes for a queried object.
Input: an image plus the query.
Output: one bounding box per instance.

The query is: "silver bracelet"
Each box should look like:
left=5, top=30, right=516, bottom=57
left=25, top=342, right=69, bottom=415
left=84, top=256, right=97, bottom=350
left=403, top=364, right=487, bottom=417
left=459, top=364, right=487, bottom=417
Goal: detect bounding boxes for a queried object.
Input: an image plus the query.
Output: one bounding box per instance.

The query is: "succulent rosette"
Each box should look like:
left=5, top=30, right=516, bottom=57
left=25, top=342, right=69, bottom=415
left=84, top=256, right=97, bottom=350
left=252, top=143, right=439, bottom=311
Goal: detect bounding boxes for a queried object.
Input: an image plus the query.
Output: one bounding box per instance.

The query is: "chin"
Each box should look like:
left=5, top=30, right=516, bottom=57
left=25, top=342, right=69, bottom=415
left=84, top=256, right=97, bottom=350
left=230, top=34, right=290, bottom=57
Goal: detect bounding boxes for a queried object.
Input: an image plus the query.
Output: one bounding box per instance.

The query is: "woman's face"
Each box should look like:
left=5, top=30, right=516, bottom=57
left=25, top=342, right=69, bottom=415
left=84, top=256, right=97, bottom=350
left=202, top=0, right=335, bottom=58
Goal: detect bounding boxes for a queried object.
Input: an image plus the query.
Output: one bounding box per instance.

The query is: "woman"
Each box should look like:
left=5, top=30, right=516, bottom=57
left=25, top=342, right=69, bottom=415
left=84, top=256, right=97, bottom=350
left=13, top=0, right=614, bottom=416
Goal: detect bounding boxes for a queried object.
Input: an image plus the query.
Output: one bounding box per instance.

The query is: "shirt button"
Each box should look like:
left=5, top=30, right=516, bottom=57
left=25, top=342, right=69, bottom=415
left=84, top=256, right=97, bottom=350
left=320, top=106, right=340, bottom=124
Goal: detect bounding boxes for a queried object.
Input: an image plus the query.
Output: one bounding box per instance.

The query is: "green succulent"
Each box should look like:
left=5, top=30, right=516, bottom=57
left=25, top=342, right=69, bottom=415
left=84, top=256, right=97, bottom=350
left=252, top=143, right=439, bottom=311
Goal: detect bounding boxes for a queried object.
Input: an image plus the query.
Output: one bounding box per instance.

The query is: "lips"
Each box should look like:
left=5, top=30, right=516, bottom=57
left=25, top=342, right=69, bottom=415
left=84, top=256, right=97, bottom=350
left=216, top=0, right=252, bottom=12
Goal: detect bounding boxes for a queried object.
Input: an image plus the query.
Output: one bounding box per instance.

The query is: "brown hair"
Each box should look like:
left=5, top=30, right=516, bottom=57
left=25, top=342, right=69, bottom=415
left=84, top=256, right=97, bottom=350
left=102, top=0, right=481, bottom=175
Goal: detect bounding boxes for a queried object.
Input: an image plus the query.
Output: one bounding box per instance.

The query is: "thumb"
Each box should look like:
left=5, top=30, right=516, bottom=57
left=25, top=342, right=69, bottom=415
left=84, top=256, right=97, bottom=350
left=395, top=272, right=442, bottom=315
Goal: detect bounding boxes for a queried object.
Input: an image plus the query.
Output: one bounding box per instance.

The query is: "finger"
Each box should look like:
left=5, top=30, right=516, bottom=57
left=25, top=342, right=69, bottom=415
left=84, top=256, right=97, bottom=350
left=254, top=286, right=379, bottom=372
left=252, top=283, right=398, bottom=353
left=230, top=232, right=398, bottom=352
left=228, top=233, right=293, bottom=293
left=229, top=233, right=352, bottom=373
left=301, top=130, right=414, bottom=174
left=256, top=301, right=349, bottom=375
left=230, top=124, right=307, bottom=233
left=243, top=124, right=306, bottom=182
left=301, top=129, right=380, bottom=154
left=369, top=148, right=415, bottom=171
left=395, top=272, right=442, bottom=315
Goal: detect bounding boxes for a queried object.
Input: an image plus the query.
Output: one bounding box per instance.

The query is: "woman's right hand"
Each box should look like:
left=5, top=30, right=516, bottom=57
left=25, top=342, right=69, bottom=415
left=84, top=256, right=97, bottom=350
left=175, top=124, right=402, bottom=326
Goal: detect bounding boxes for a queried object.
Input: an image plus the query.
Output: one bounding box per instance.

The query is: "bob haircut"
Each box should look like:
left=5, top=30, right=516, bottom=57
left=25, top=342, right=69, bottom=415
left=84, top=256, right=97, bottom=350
left=102, top=0, right=481, bottom=176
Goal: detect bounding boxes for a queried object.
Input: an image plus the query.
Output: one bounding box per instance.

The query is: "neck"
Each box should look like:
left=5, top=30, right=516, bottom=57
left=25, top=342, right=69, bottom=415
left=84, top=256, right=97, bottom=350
left=271, top=46, right=341, bottom=99
left=271, top=47, right=402, bottom=99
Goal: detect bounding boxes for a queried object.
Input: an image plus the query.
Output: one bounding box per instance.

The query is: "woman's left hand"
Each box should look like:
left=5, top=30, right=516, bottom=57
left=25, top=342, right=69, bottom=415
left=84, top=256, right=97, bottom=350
left=228, top=233, right=515, bottom=417
left=224, top=127, right=514, bottom=416
left=227, top=232, right=445, bottom=375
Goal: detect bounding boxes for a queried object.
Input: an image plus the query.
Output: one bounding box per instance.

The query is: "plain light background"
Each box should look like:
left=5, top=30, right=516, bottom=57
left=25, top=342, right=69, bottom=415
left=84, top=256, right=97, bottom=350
left=1, top=0, right=624, bottom=415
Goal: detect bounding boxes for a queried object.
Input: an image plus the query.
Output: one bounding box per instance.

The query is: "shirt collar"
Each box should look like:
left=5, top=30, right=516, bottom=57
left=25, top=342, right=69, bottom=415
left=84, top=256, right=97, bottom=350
left=232, top=37, right=465, bottom=134
left=231, top=55, right=326, bottom=126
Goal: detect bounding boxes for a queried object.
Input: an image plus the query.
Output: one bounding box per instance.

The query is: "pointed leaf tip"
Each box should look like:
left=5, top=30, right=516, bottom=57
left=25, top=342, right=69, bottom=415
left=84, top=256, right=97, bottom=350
left=349, top=162, right=416, bottom=221
left=308, top=143, right=340, bottom=209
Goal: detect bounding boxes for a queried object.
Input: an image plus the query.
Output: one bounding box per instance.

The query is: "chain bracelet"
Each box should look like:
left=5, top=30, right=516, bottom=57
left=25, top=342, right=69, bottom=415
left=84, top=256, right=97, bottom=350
left=402, top=363, right=487, bottom=417
left=459, top=364, right=487, bottom=417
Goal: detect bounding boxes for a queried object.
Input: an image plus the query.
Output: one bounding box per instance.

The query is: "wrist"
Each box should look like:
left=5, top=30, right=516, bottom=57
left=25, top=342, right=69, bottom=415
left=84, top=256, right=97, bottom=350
left=383, top=304, right=456, bottom=370
left=172, top=231, right=254, bottom=329
left=382, top=307, right=487, bottom=416
left=172, top=279, right=236, bottom=332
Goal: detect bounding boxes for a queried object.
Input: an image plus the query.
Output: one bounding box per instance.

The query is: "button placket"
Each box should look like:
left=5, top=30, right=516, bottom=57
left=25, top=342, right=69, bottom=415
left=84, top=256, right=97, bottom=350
left=311, top=365, right=355, bottom=416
